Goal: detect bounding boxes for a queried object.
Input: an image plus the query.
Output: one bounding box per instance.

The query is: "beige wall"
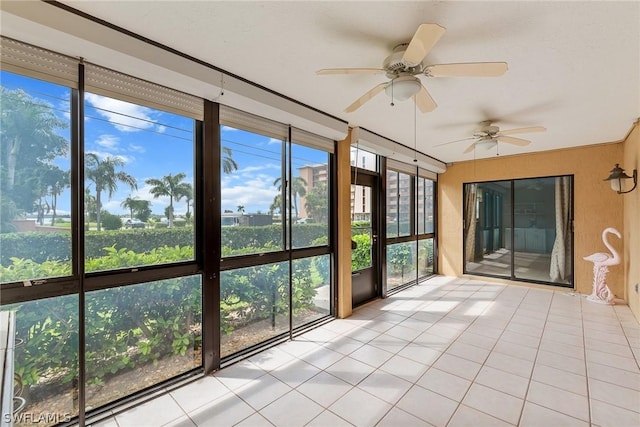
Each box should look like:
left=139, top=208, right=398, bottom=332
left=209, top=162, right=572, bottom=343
left=438, top=142, right=626, bottom=297
left=623, top=122, right=640, bottom=321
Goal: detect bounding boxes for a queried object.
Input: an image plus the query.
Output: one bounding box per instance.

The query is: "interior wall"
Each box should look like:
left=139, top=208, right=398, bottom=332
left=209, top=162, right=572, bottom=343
left=623, top=121, right=639, bottom=321
left=438, top=142, right=625, bottom=297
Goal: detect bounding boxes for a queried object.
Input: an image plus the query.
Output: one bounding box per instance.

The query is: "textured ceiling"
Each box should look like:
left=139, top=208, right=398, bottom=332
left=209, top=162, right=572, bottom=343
left=4, top=1, right=640, bottom=164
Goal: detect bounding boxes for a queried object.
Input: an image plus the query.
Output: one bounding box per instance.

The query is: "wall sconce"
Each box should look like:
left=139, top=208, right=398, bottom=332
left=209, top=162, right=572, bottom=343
left=604, top=163, right=637, bottom=194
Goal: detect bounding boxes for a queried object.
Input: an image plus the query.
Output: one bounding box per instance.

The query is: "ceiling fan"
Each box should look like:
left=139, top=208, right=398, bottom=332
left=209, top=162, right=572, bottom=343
left=316, top=23, right=508, bottom=113
left=435, top=121, right=546, bottom=154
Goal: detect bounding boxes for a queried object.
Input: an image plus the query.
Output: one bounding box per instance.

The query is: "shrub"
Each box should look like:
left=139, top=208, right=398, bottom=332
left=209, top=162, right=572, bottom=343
left=101, top=212, right=122, bottom=230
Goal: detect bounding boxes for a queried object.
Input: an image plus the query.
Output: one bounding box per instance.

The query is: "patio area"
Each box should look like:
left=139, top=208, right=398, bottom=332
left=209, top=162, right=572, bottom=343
left=92, top=276, right=640, bottom=427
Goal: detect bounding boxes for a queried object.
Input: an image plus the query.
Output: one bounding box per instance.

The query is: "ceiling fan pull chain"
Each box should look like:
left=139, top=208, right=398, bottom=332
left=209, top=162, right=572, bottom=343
left=390, top=79, right=395, bottom=106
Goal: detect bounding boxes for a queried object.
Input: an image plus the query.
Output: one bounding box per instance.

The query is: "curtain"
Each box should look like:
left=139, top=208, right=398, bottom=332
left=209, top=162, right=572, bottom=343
left=464, top=184, right=478, bottom=263
left=550, top=176, right=571, bottom=282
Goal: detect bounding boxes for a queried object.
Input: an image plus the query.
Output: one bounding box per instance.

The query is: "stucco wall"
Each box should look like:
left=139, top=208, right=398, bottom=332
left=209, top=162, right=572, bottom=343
left=438, top=142, right=625, bottom=298
left=623, top=122, right=639, bottom=321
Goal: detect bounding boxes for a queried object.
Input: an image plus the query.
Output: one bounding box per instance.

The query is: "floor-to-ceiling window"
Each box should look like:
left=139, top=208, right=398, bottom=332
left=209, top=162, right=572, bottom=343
left=463, top=176, right=573, bottom=287
left=385, top=160, right=436, bottom=292
left=0, top=40, right=205, bottom=425
left=0, top=38, right=336, bottom=426
left=219, top=108, right=333, bottom=360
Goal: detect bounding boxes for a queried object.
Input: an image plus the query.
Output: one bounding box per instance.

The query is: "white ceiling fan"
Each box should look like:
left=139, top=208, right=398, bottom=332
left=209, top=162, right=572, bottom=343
left=435, top=121, right=547, bottom=154
left=317, top=23, right=508, bottom=113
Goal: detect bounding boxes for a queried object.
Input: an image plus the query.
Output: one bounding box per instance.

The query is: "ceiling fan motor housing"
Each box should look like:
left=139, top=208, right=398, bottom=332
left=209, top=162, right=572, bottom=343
left=383, top=46, right=422, bottom=78
left=474, top=124, right=500, bottom=137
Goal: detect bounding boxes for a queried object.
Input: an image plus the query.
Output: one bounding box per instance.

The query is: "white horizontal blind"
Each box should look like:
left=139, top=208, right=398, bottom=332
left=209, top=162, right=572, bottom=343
left=387, top=158, right=419, bottom=176
left=291, top=128, right=334, bottom=153
left=418, top=167, right=437, bottom=181
left=220, top=105, right=288, bottom=141
left=84, top=63, right=204, bottom=120
left=0, top=37, right=78, bottom=88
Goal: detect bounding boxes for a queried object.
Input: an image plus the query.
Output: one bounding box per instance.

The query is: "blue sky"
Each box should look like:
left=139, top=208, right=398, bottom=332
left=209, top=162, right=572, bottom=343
left=3, top=71, right=327, bottom=218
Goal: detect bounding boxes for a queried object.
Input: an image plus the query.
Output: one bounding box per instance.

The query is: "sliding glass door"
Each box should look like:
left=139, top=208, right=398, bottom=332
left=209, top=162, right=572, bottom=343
left=463, top=176, right=573, bottom=287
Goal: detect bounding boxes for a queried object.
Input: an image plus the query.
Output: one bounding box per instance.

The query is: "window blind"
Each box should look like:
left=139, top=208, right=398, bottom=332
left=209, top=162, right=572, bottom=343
left=84, top=63, right=204, bottom=120
left=220, top=105, right=288, bottom=141
left=291, top=128, right=334, bottom=154
left=0, top=36, right=78, bottom=88
left=387, top=158, right=419, bottom=176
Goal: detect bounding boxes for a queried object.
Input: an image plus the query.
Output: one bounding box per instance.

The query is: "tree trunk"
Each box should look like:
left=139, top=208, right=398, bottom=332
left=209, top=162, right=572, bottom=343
left=6, top=137, right=19, bottom=191
left=96, top=190, right=102, bottom=231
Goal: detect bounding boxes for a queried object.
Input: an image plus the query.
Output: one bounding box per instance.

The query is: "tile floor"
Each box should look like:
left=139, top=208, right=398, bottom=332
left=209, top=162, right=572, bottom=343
left=92, top=276, right=640, bottom=427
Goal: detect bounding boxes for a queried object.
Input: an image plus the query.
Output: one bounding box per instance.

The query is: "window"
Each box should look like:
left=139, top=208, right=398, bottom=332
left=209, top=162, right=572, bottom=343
left=292, top=143, right=330, bottom=248
left=385, top=161, right=436, bottom=292
left=219, top=108, right=334, bottom=359
left=2, top=295, right=79, bottom=424
left=84, top=93, right=196, bottom=272
left=0, top=71, right=72, bottom=284
left=220, top=124, right=284, bottom=256
left=463, top=176, right=573, bottom=286
left=85, top=276, right=201, bottom=408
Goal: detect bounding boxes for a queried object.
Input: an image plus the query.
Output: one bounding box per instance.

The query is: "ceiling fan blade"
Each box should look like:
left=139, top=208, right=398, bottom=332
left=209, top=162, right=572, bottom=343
left=344, top=83, right=387, bottom=113
left=402, top=23, right=446, bottom=67
left=425, top=62, right=508, bottom=77
left=498, top=126, right=546, bottom=136
left=496, top=135, right=531, bottom=146
left=413, top=84, right=437, bottom=113
left=316, top=68, right=386, bottom=75
left=433, top=136, right=476, bottom=147
left=463, top=143, right=477, bottom=153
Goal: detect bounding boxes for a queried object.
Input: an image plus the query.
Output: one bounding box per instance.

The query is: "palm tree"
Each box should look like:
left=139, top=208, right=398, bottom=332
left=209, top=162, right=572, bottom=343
left=84, top=187, right=97, bottom=224
left=273, top=176, right=308, bottom=219
left=145, top=173, right=191, bottom=227
left=46, top=167, right=69, bottom=226
left=85, top=153, right=137, bottom=231
left=183, top=183, right=193, bottom=220
left=222, top=146, right=238, bottom=174
left=237, top=205, right=245, bottom=215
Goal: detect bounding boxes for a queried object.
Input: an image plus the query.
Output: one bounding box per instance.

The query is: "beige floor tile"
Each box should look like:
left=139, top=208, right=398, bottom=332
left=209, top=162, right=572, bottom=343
left=416, top=367, right=471, bottom=402
left=259, top=390, right=323, bottom=427
left=396, top=385, right=458, bottom=426
left=462, top=383, right=524, bottom=424
left=520, top=402, right=589, bottom=427
left=328, top=387, right=392, bottom=427
left=474, top=365, right=530, bottom=399
left=526, top=381, right=589, bottom=421
left=448, top=404, right=515, bottom=427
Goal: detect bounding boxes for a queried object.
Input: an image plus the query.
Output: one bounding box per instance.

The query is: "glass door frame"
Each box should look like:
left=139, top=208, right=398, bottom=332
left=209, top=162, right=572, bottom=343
left=351, top=168, right=382, bottom=307
left=462, top=175, right=574, bottom=288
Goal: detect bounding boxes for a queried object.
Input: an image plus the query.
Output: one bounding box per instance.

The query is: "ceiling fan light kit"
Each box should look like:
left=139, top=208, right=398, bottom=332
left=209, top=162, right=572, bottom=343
left=385, top=76, right=422, bottom=101
left=317, top=23, right=508, bottom=114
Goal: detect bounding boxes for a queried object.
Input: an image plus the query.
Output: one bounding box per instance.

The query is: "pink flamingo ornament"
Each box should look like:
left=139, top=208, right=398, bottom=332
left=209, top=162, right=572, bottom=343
left=583, top=227, right=621, bottom=304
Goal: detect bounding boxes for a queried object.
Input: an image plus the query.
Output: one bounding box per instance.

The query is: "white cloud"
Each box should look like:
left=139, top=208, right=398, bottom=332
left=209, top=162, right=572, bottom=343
left=128, top=144, right=146, bottom=153
left=85, top=93, right=158, bottom=132
left=221, top=125, right=239, bottom=132
left=268, top=137, right=282, bottom=145
left=96, top=134, right=120, bottom=150
left=86, top=150, right=134, bottom=165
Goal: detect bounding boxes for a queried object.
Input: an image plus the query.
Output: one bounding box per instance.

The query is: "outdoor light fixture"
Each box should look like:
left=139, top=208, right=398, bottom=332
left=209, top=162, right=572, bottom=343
left=385, top=76, right=422, bottom=102
left=604, top=163, right=637, bottom=194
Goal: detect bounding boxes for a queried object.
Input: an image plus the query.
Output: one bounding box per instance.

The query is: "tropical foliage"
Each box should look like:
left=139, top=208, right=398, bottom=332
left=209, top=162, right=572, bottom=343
left=85, top=153, right=137, bottom=231
left=0, top=87, right=69, bottom=230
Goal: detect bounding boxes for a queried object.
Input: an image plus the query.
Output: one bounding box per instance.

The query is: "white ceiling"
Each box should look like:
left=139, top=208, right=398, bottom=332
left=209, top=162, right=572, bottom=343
left=4, top=1, right=640, bottom=164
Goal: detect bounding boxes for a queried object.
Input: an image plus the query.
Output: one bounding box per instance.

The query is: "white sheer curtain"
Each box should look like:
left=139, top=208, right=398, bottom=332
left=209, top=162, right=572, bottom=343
left=464, top=184, right=478, bottom=263
left=550, top=176, right=571, bottom=282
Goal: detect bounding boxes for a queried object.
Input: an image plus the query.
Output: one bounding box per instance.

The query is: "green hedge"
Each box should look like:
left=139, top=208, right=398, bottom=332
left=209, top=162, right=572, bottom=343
left=1, top=224, right=330, bottom=266
left=0, top=229, right=194, bottom=265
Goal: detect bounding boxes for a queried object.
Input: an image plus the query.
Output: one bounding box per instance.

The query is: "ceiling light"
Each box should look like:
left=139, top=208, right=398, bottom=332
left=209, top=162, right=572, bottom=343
left=476, top=139, right=496, bottom=150
left=385, top=76, right=421, bottom=102
left=604, top=163, right=637, bottom=194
